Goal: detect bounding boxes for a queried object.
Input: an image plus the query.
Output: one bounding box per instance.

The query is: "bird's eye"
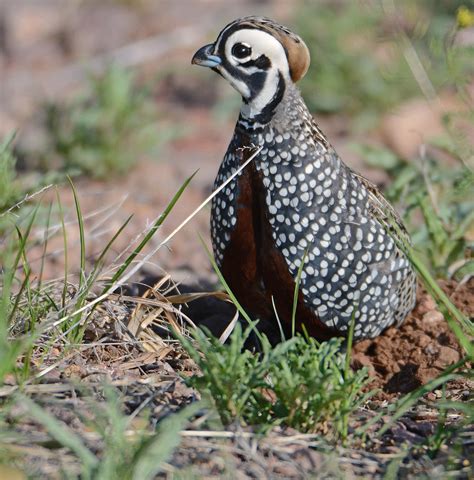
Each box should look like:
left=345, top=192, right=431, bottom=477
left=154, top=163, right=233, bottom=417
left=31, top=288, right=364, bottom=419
left=231, top=43, right=252, bottom=59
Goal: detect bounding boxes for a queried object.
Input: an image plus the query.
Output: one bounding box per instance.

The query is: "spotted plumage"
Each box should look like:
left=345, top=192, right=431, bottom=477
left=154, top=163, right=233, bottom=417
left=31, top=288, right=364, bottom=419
left=192, top=17, right=416, bottom=340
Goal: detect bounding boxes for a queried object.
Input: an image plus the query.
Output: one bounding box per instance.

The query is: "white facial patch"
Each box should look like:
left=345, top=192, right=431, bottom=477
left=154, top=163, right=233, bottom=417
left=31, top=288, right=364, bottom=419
left=217, top=29, right=290, bottom=117
left=224, top=29, right=290, bottom=76
left=218, top=68, right=251, bottom=98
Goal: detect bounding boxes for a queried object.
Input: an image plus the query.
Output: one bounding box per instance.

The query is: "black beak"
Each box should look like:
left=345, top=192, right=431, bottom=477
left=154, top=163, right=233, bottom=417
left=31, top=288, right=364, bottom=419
left=191, top=43, right=222, bottom=67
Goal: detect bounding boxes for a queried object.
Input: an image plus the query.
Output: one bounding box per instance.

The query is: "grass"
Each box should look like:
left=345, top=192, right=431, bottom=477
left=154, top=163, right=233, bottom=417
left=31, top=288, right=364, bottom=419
left=2, top=391, right=201, bottom=479
left=0, top=170, right=200, bottom=476
left=0, top=134, right=20, bottom=213
left=180, top=324, right=371, bottom=439
left=39, top=66, right=160, bottom=179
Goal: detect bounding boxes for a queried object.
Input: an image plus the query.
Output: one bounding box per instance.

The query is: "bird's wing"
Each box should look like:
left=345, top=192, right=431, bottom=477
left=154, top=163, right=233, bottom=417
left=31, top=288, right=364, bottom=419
left=349, top=169, right=412, bottom=244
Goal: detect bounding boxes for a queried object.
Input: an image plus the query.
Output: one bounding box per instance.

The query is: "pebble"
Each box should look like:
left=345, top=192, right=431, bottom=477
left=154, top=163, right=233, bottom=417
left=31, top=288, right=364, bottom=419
left=422, top=310, right=444, bottom=323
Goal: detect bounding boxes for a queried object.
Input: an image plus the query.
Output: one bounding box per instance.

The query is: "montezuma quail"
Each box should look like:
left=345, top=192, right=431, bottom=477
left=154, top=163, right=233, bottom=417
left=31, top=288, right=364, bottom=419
left=192, top=17, right=416, bottom=340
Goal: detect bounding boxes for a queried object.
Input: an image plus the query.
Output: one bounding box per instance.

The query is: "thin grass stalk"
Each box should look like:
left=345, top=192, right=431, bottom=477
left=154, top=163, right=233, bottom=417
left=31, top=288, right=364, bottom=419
left=37, top=201, right=53, bottom=292
left=341, top=308, right=358, bottom=442
left=56, top=188, right=69, bottom=309
left=291, top=249, right=308, bottom=337
left=67, top=176, right=86, bottom=291
left=199, top=235, right=264, bottom=345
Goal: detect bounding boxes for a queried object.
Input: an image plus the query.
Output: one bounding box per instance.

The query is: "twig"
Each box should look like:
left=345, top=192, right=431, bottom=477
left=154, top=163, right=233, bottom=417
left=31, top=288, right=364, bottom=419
left=0, top=184, right=53, bottom=218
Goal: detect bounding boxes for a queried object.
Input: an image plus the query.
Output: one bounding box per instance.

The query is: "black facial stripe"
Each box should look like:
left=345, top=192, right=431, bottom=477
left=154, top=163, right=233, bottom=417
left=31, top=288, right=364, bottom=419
left=253, top=71, right=286, bottom=123
left=240, top=54, right=271, bottom=70
left=247, top=71, right=267, bottom=101
left=220, top=55, right=250, bottom=86
left=212, top=21, right=286, bottom=122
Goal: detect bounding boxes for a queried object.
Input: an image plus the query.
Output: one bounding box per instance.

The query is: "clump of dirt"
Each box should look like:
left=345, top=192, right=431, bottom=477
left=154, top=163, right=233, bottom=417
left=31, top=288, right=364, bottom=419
left=352, top=279, right=473, bottom=400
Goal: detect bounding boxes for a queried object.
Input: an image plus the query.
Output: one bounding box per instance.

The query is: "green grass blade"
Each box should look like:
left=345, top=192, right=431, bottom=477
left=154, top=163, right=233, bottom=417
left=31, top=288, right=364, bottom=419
left=37, top=201, right=53, bottom=292
left=198, top=234, right=264, bottom=345
left=101, top=171, right=197, bottom=295
left=132, top=402, right=201, bottom=480
left=55, top=187, right=69, bottom=309
left=67, top=176, right=86, bottom=291
left=84, top=214, right=134, bottom=299
left=18, top=395, right=98, bottom=473
left=291, top=249, right=308, bottom=337
left=344, top=305, right=358, bottom=376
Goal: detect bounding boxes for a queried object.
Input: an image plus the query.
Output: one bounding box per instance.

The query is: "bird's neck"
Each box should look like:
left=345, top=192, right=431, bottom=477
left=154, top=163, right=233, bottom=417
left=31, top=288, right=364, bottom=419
left=236, top=83, right=331, bottom=157
left=237, top=83, right=310, bottom=135
left=238, top=69, right=290, bottom=127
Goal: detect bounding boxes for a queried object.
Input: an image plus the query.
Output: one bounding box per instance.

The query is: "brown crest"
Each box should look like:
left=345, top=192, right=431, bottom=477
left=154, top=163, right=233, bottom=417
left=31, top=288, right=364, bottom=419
left=236, top=17, right=311, bottom=82
left=276, top=32, right=311, bottom=82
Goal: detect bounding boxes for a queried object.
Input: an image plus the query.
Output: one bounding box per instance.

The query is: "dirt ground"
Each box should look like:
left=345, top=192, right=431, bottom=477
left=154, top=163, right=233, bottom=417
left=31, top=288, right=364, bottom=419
left=3, top=276, right=471, bottom=479
left=352, top=280, right=473, bottom=399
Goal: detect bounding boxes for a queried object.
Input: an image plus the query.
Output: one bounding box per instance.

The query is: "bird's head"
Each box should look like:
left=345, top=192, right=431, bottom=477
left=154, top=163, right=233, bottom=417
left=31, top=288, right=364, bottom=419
left=192, top=17, right=310, bottom=120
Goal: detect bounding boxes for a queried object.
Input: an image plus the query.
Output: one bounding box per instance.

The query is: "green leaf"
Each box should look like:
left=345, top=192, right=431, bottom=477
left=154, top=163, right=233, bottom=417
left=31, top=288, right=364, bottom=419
left=132, top=403, right=201, bottom=480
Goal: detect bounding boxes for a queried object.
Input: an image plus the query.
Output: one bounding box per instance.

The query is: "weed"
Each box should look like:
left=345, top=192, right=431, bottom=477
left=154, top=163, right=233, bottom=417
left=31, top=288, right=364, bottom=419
left=180, top=323, right=370, bottom=439
left=40, top=66, right=161, bottom=178
left=0, top=134, right=19, bottom=213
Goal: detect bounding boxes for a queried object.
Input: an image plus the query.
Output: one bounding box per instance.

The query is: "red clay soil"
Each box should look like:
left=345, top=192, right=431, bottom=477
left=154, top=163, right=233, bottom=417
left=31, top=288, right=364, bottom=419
left=352, top=279, right=473, bottom=400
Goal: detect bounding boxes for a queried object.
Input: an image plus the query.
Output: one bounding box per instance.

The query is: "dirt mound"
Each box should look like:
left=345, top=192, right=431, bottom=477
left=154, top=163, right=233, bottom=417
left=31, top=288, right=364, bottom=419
left=352, top=279, right=473, bottom=399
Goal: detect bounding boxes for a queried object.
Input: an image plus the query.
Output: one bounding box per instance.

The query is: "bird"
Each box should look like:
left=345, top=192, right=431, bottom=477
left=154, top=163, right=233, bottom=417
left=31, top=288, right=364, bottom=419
left=191, top=16, right=417, bottom=341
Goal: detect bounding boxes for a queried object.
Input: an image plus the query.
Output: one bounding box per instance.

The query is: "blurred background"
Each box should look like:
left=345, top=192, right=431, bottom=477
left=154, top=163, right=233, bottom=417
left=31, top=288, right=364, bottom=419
left=0, top=0, right=473, bottom=284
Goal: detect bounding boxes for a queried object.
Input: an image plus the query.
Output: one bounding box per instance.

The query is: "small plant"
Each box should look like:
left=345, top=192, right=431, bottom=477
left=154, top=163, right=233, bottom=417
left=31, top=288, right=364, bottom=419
left=0, top=134, right=19, bottom=213
left=181, top=324, right=273, bottom=426
left=40, top=66, right=160, bottom=178
left=0, top=205, right=44, bottom=385
left=266, top=335, right=371, bottom=438
left=180, top=323, right=370, bottom=439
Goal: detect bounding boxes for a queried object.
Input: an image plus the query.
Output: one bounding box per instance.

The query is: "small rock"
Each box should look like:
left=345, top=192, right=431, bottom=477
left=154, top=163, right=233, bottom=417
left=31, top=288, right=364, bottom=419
left=416, top=333, right=432, bottom=348
left=424, top=343, right=439, bottom=355
left=422, top=310, right=444, bottom=324
left=351, top=353, right=376, bottom=375
left=433, top=346, right=461, bottom=368
left=416, top=295, right=438, bottom=315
